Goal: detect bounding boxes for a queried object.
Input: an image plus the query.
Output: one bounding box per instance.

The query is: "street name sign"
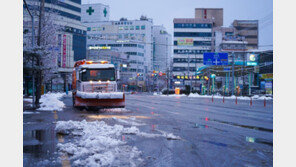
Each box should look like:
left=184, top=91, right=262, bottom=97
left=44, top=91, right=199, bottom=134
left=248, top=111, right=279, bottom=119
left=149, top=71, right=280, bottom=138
left=203, top=52, right=228, bottom=65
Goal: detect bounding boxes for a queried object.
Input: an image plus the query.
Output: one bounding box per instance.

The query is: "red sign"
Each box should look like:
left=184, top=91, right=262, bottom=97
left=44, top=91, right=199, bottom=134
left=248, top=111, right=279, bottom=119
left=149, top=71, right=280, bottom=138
left=62, top=35, right=67, bottom=68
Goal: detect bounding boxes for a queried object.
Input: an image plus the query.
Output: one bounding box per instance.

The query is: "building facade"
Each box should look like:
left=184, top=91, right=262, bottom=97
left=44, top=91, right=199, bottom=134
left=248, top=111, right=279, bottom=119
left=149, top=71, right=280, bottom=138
left=23, top=0, right=87, bottom=92
left=195, top=8, right=223, bottom=27
left=82, top=14, right=154, bottom=86
left=152, top=25, right=172, bottom=73
left=232, top=20, right=259, bottom=50
left=23, top=0, right=87, bottom=69
left=172, top=18, right=213, bottom=87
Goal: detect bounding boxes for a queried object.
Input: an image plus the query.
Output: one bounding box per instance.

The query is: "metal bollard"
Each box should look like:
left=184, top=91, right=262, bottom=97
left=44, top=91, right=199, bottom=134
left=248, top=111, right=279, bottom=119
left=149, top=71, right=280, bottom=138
left=235, top=97, right=237, bottom=104
left=223, top=96, right=225, bottom=103
left=264, top=98, right=266, bottom=107
left=250, top=98, right=252, bottom=106
left=212, top=95, right=214, bottom=102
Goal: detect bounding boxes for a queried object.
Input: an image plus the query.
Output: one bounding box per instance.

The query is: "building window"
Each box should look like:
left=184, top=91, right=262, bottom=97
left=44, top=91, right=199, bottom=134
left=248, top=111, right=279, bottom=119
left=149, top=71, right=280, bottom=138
left=174, top=23, right=212, bottom=28
left=124, top=26, right=128, bottom=30
left=87, top=27, right=91, bottom=31
left=136, top=26, right=140, bottom=30
left=174, top=32, right=212, bottom=37
left=119, top=26, right=124, bottom=30
left=141, top=25, right=145, bottom=30
left=130, top=26, right=134, bottom=30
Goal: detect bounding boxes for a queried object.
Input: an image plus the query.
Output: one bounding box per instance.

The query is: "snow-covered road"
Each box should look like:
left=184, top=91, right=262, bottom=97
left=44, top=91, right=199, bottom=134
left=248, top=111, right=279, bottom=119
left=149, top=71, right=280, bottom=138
left=23, top=93, right=273, bottom=167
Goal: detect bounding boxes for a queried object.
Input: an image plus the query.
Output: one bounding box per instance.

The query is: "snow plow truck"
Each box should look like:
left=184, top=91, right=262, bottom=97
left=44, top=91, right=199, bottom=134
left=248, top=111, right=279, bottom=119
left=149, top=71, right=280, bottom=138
left=72, top=60, right=125, bottom=108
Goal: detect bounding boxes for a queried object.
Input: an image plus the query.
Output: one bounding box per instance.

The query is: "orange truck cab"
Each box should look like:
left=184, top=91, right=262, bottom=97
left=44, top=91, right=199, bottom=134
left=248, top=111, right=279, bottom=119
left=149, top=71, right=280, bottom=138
left=72, top=60, right=125, bottom=108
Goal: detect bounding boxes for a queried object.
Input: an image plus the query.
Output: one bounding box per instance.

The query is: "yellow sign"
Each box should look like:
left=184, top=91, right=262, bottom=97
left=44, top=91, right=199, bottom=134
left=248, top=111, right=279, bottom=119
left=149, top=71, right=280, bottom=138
left=196, top=75, right=200, bottom=79
left=88, top=46, right=111, bottom=50
left=177, top=76, right=180, bottom=79
left=260, top=73, right=273, bottom=79
left=185, top=76, right=188, bottom=79
left=181, top=76, right=184, bottom=79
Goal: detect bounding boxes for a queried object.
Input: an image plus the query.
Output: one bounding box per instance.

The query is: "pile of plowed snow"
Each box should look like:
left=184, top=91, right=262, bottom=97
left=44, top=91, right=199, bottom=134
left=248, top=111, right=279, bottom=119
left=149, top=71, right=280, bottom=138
left=38, top=92, right=65, bottom=111
left=55, top=120, right=181, bottom=166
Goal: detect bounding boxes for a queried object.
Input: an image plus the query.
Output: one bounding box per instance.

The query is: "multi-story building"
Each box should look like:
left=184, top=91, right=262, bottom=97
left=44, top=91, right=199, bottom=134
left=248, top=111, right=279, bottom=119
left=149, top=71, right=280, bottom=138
left=23, top=0, right=87, bottom=91
left=152, top=25, right=172, bottom=72
left=195, top=8, right=223, bottom=27
left=232, top=20, right=259, bottom=49
left=172, top=18, right=213, bottom=87
left=82, top=13, right=154, bottom=86
left=213, top=26, right=236, bottom=52
left=23, top=0, right=87, bottom=68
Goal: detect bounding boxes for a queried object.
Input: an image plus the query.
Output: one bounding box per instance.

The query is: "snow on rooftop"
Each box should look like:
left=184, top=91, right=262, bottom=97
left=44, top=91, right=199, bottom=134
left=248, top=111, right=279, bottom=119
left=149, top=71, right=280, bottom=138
left=38, top=92, right=65, bottom=111
left=55, top=120, right=181, bottom=166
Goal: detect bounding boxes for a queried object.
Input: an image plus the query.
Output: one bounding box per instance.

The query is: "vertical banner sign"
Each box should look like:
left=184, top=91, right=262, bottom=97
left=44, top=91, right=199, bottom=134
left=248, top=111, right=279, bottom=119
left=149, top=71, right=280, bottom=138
left=62, top=35, right=67, bottom=68
left=57, top=34, right=61, bottom=67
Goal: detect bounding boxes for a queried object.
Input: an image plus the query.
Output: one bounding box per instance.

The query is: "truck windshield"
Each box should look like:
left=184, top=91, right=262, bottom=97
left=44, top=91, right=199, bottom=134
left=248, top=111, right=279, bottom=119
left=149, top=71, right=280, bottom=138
left=80, top=68, right=115, bottom=81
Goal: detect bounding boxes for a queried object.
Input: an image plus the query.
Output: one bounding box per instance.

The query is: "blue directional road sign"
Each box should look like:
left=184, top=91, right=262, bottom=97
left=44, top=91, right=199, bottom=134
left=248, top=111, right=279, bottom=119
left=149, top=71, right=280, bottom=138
left=203, top=52, right=228, bottom=66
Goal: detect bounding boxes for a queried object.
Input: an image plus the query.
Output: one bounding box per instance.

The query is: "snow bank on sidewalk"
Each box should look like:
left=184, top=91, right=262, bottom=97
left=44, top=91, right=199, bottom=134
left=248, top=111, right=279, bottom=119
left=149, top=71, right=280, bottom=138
left=55, top=120, right=181, bottom=166
left=188, top=93, right=273, bottom=100
left=38, top=92, right=65, bottom=111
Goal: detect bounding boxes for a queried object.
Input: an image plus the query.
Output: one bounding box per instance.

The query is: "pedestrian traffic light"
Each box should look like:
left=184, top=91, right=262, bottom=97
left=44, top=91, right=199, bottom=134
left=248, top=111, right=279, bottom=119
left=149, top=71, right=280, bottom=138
left=137, top=73, right=140, bottom=76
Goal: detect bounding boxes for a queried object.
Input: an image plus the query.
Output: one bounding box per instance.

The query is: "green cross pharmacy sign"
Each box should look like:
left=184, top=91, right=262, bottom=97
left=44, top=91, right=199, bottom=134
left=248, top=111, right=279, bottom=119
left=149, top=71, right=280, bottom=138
left=86, top=7, right=94, bottom=15
left=103, top=8, right=107, bottom=17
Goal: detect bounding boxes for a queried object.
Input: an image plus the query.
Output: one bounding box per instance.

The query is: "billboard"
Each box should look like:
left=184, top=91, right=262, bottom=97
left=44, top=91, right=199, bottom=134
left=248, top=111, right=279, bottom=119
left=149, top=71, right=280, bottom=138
left=177, top=38, right=193, bottom=46
left=247, top=53, right=258, bottom=66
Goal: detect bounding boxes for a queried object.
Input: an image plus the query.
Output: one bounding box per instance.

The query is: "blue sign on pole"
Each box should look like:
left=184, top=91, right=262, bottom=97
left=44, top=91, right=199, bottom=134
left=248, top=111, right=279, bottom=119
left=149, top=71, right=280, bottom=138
left=203, top=52, right=228, bottom=65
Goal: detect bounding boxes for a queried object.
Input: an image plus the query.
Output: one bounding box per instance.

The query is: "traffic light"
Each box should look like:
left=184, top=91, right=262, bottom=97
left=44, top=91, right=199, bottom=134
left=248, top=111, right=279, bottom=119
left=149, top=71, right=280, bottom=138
left=137, top=73, right=140, bottom=77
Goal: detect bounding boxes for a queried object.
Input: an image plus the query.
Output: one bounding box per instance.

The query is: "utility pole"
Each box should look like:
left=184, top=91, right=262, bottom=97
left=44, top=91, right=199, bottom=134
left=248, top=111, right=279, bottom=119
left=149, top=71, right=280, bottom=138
left=207, top=69, right=210, bottom=95
left=231, top=52, right=235, bottom=95
left=34, top=0, right=45, bottom=107
left=187, top=50, right=192, bottom=93
left=23, top=0, right=36, bottom=108
left=194, top=53, right=197, bottom=90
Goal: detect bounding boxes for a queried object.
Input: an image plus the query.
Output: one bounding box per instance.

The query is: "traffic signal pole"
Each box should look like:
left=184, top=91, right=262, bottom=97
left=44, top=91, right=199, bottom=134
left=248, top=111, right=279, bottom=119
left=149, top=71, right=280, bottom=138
left=231, top=52, right=235, bottom=95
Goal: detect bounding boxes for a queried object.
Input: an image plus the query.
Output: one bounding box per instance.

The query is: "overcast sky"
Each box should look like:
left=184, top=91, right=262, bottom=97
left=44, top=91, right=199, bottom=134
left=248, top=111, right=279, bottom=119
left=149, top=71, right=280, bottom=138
left=82, top=0, right=273, bottom=50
